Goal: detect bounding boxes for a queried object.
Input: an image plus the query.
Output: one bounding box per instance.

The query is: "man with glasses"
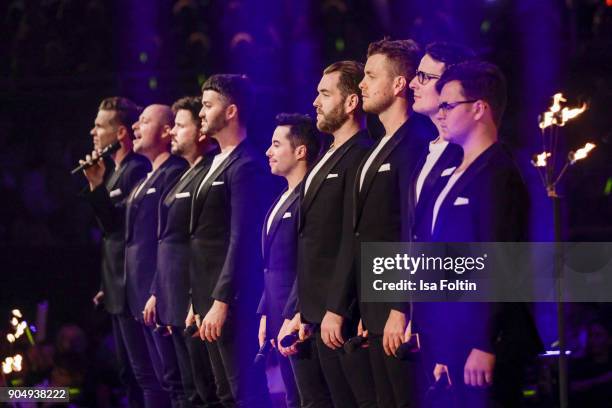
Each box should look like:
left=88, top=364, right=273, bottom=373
left=323, top=39, right=433, bottom=407
left=424, top=61, right=542, bottom=406
left=406, top=42, right=475, bottom=243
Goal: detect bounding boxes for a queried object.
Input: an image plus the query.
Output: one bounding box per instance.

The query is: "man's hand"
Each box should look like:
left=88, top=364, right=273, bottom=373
left=464, top=348, right=495, bottom=387
left=357, top=318, right=369, bottom=339
left=143, top=296, right=156, bottom=326
left=200, top=300, right=228, bottom=342
left=92, top=290, right=104, bottom=306
left=383, top=309, right=407, bottom=356
left=321, top=311, right=344, bottom=350
left=185, top=304, right=201, bottom=338
left=80, top=149, right=106, bottom=190
left=277, top=314, right=300, bottom=357
left=433, top=363, right=452, bottom=385
left=258, top=315, right=267, bottom=348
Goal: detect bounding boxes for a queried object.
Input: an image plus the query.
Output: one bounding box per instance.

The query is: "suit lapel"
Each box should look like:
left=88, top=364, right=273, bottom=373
left=414, top=144, right=462, bottom=221
left=190, top=145, right=242, bottom=233
left=301, top=134, right=360, bottom=217
left=158, top=161, right=205, bottom=238
left=264, top=188, right=300, bottom=263
left=433, top=143, right=497, bottom=237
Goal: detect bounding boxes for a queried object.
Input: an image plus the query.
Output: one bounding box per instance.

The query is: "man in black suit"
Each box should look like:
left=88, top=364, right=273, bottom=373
left=257, top=113, right=321, bottom=408
left=126, top=104, right=189, bottom=407
left=189, top=74, right=274, bottom=407
left=324, top=39, right=432, bottom=407
left=141, top=97, right=222, bottom=407
left=81, top=97, right=151, bottom=407
left=424, top=61, right=542, bottom=406
left=406, top=42, right=475, bottom=243
left=282, top=61, right=378, bottom=408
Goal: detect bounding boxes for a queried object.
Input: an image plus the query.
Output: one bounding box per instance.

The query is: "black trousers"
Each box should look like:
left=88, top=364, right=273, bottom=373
left=115, top=314, right=170, bottom=408
left=204, top=311, right=271, bottom=408
left=111, top=314, right=144, bottom=408
left=174, top=329, right=223, bottom=408
left=367, top=335, right=426, bottom=408
left=315, top=329, right=378, bottom=408
left=142, top=324, right=189, bottom=408
left=290, top=337, right=333, bottom=408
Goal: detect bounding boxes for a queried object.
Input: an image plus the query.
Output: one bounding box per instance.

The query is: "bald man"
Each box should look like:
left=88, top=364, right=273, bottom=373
left=125, top=104, right=190, bottom=407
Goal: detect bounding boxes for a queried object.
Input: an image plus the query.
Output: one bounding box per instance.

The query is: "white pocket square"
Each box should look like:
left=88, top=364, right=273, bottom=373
left=441, top=167, right=456, bottom=177
left=175, top=192, right=190, bottom=199
left=146, top=188, right=156, bottom=195
left=212, top=181, right=224, bottom=186
left=378, top=163, right=391, bottom=172
left=453, top=197, right=469, bottom=206
left=109, top=188, right=122, bottom=198
left=282, top=212, right=292, bottom=219
left=326, top=173, right=338, bottom=179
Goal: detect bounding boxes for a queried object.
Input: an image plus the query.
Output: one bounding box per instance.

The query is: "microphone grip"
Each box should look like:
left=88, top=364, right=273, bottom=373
left=184, top=324, right=198, bottom=338
left=253, top=339, right=272, bottom=366
left=280, top=332, right=299, bottom=348
left=71, top=141, right=120, bottom=175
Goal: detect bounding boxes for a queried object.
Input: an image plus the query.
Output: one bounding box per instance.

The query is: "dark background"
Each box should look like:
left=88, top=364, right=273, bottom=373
left=0, top=0, right=610, bottom=406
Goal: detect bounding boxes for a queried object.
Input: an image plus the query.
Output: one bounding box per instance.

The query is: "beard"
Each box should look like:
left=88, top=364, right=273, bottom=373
left=317, top=102, right=349, bottom=134
left=201, top=114, right=228, bottom=138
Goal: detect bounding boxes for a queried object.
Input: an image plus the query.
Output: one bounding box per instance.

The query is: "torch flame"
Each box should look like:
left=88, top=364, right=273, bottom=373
left=11, top=309, right=22, bottom=318
left=559, top=104, right=587, bottom=126
left=539, top=112, right=555, bottom=129
left=569, top=143, right=596, bottom=164
left=532, top=152, right=551, bottom=167
left=550, top=93, right=566, bottom=113
left=10, top=317, right=18, bottom=327
left=7, top=333, right=15, bottom=343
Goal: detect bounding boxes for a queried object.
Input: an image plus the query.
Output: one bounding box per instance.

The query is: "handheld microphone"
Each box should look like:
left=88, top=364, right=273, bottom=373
left=395, top=333, right=421, bottom=361
left=280, top=332, right=299, bottom=348
left=71, top=141, right=121, bottom=175
left=253, top=340, right=273, bottom=366
left=184, top=324, right=198, bottom=338
left=343, top=335, right=368, bottom=353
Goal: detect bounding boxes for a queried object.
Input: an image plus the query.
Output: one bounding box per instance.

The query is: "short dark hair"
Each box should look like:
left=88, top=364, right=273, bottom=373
left=367, top=38, right=421, bottom=80
left=172, top=96, right=202, bottom=128
left=323, top=60, right=365, bottom=109
left=201, top=74, right=253, bottom=125
left=425, top=42, right=476, bottom=69
left=98, top=97, right=141, bottom=138
left=436, top=61, right=507, bottom=127
left=275, top=113, right=322, bottom=166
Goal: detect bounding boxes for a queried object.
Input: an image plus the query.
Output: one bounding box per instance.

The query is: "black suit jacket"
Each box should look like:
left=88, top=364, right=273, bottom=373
left=124, top=155, right=187, bottom=318
left=152, top=155, right=214, bottom=327
left=329, top=117, right=431, bottom=335
left=189, top=141, right=278, bottom=316
left=83, top=152, right=150, bottom=315
left=421, top=142, right=542, bottom=366
left=256, top=186, right=301, bottom=335
left=407, top=142, right=463, bottom=242
left=297, top=130, right=373, bottom=324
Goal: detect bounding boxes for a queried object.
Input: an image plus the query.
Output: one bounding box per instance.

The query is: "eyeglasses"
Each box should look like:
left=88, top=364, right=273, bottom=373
left=415, top=70, right=441, bottom=85
left=437, top=100, right=478, bottom=114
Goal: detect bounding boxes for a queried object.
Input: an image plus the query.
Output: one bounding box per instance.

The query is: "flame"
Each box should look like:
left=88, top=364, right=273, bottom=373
left=539, top=112, right=555, bottom=129
left=10, top=317, right=18, bottom=327
left=550, top=93, right=566, bottom=113
left=569, top=143, right=596, bottom=164
left=532, top=152, right=551, bottom=167
left=2, top=361, right=11, bottom=374
left=7, top=333, right=15, bottom=343
left=559, top=104, right=587, bottom=126
left=11, top=309, right=22, bottom=318
left=539, top=93, right=587, bottom=129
